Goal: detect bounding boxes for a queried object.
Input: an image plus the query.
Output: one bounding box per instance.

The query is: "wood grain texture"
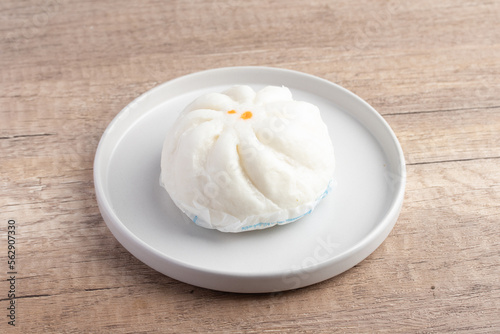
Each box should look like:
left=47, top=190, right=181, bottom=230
left=1, top=0, right=499, bottom=333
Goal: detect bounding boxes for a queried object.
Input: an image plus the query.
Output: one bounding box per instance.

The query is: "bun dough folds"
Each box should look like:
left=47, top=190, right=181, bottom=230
left=160, top=85, right=335, bottom=232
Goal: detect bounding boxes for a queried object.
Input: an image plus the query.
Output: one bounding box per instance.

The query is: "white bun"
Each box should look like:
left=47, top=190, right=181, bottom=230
left=160, top=85, right=335, bottom=232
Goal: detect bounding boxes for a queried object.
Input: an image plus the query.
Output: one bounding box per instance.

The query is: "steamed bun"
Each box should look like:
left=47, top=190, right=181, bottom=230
left=160, top=85, right=335, bottom=232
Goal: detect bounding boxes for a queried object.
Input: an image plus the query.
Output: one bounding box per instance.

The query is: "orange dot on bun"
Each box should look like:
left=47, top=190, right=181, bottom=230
left=240, top=111, right=252, bottom=120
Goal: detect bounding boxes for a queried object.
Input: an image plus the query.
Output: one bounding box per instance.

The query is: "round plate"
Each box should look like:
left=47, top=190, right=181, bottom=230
left=94, top=66, right=406, bottom=293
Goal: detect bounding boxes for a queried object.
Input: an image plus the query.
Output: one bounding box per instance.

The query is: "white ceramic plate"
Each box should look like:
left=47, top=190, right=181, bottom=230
left=94, top=67, right=406, bottom=293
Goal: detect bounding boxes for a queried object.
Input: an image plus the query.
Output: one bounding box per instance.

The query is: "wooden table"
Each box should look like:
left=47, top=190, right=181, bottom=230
left=1, top=0, right=499, bottom=332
